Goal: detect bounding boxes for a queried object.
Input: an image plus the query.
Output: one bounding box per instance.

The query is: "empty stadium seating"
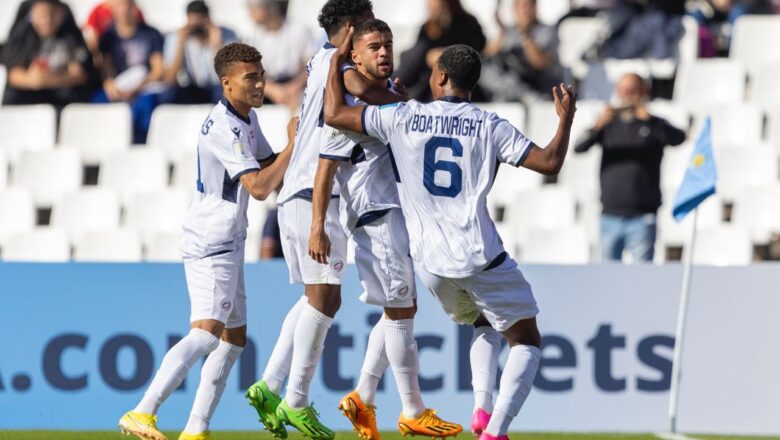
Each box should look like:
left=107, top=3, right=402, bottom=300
left=98, top=149, right=168, bottom=203
left=59, top=103, right=132, bottom=164
left=147, top=104, right=212, bottom=159
left=50, top=188, right=121, bottom=241
left=690, top=225, right=753, bottom=266
left=145, top=231, right=183, bottom=262
left=73, top=229, right=143, bottom=262
left=730, top=15, right=780, bottom=79
left=674, top=60, right=746, bottom=111
left=3, top=229, right=71, bottom=262
left=0, top=188, right=35, bottom=247
left=124, top=190, right=190, bottom=241
left=0, top=105, right=57, bottom=164
left=13, top=148, right=82, bottom=206
left=523, top=225, right=591, bottom=264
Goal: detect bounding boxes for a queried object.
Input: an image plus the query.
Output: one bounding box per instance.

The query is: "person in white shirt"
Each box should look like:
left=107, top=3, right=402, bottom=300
left=118, top=42, right=297, bottom=440
left=323, top=35, right=577, bottom=440
left=244, top=0, right=317, bottom=109
left=308, top=18, right=462, bottom=439
left=244, top=2, right=408, bottom=440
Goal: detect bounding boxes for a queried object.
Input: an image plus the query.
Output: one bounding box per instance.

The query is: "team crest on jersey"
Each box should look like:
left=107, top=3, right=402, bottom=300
left=231, top=127, right=242, bottom=139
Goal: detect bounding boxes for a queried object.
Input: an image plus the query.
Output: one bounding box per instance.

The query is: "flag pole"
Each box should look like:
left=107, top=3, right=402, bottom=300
left=668, top=207, right=699, bottom=433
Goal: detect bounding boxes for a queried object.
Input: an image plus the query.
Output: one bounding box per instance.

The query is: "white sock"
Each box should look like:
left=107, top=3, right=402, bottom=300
left=285, top=302, right=333, bottom=408
left=135, top=328, right=219, bottom=415
left=471, top=326, right=501, bottom=413
left=263, top=296, right=307, bottom=394
left=355, top=318, right=389, bottom=405
left=184, top=341, right=244, bottom=434
left=384, top=319, right=425, bottom=418
left=485, top=345, right=541, bottom=436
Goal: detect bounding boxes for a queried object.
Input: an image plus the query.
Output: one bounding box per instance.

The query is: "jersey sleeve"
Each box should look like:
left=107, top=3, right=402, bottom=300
left=320, top=124, right=356, bottom=161
left=491, top=115, right=533, bottom=166
left=202, top=122, right=260, bottom=180
left=362, top=102, right=405, bottom=145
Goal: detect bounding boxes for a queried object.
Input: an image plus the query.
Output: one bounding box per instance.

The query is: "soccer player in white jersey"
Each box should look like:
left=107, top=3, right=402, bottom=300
left=323, top=34, right=577, bottom=440
left=243, top=2, right=406, bottom=440
left=118, top=43, right=297, bottom=440
left=307, top=19, right=462, bottom=440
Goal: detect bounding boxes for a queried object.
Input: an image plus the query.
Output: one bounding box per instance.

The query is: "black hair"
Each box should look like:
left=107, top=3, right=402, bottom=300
left=438, top=44, right=481, bottom=91
left=317, top=0, right=373, bottom=38
left=214, top=42, right=262, bottom=78
left=351, top=18, right=391, bottom=44
left=186, top=0, right=209, bottom=15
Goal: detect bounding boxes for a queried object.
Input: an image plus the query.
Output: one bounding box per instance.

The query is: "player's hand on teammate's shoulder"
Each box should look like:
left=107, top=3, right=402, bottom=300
left=394, top=78, right=410, bottom=101
left=553, top=83, right=577, bottom=123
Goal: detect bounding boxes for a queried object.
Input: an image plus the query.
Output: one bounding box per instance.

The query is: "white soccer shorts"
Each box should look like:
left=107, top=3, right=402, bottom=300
left=278, top=197, right=348, bottom=285
left=352, top=208, right=416, bottom=308
left=415, top=256, right=538, bottom=332
left=184, top=245, right=247, bottom=328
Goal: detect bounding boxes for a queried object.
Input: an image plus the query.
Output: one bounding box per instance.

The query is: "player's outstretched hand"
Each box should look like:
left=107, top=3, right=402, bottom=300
left=308, top=229, right=331, bottom=265
left=286, top=116, right=300, bottom=147
left=553, top=83, right=577, bottom=123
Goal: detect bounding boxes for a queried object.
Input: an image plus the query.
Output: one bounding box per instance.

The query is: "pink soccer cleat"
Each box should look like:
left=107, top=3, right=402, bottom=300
left=470, top=408, right=491, bottom=436
left=478, top=432, right=509, bottom=440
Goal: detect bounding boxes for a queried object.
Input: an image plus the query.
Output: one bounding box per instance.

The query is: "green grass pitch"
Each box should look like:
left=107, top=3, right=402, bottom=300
left=0, top=432, right=777, bottom=440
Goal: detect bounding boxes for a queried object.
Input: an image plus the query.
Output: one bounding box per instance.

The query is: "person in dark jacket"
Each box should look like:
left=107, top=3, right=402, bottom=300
left=575, top=73, right=686, bottom=262
left=2, top=0, right=98, bottom=108
left=397, top=0, right=485, bottom=101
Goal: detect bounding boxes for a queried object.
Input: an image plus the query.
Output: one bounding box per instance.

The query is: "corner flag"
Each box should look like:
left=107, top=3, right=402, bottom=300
left=672, top=117, right=717, bottom=222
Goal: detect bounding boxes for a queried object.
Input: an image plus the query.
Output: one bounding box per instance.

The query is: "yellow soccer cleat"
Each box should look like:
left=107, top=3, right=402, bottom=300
left=179, top=432, right=212, bottom=440
left=398, top=408, right=463, bottom=439
left=338, top=390, right=381, bottom=440
left=118, top=410, right=167, bottom=440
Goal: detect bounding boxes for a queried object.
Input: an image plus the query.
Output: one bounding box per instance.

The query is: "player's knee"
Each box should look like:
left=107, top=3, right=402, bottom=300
left=502, top=318, right=541, bottom=348
left=383, top=306, right=416, bottom=320
left=222, top=327, right=247, bottom=347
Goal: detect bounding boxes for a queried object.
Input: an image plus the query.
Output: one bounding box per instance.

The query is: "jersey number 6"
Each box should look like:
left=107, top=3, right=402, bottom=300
left=423, top=136, right=463, bottom=198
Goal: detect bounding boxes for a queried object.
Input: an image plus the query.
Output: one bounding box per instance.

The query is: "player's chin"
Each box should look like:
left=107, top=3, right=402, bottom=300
left=249, top=93, right=264, bottom=107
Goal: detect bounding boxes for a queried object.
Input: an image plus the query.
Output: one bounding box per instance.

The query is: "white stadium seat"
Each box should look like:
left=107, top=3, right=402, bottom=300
left=732, top=185, right=780, bottom=244
left=648, top=100, right=691, bottom=134
left=526, top=99, right=601, bottom=150
left=134, top=0, right=189, bottom=33
left=557, top=17, right=604, bottom=79
left=209, top=0, right=256, bottom=38
left=690, top=225, right=752, bottom=266
left=658, top=194, right=723, bottom=248
left=172, top=150, right=199, bottom=192
left=50, top=189, right=121, bottom=241
left=0, top=188, right=35, bottom=246
left=0, top=0, right=23, bottom=43
left=673, top=60, right=746, bottom=111
left=145, top=231, right=182, bottom=262
left=254, top=105, right=294, bottom=153
left=67, top=0, right=98, bottom=27
left=749, top=62, right=780, bottom=112
left=147, top=104, right=211, bottom=159
left=691, top=105, right=762, bottom=150
left=0, top=104, right=57, bottom=163
left=717, top=146, right=778, bottom=202
left=13, top=148, right=82, bottom=206
left=581, top=59, right=650, bottom=101
left=481, top=102, right=525, bottom=132
left=504, top=187, right=577, bottom=238
left=99, top=149, right=168, bottom=203
left=523, top=226, right=591, bottom=264
left=3, top=229, right=70, bottom=262
left=730, top=15, right=780, bottom=79
left=660, top=143, right=694, bottom=194
left=767, top=109, right=780, bottom=149
left=0, top=150, right=7, bottom=189
left=73, top=229, right=143, bottom=262
left=59, top=103, right=132, bottom=164
left=125, top=190, right=189, bottom=240
left=558, top=148, right=601, bottom=205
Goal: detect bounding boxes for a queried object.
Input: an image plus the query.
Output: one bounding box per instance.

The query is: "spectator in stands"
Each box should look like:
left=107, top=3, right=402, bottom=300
left=558, top=0, right=616, bottom=23
left=586, top=0, right=685, bottom=60
left=397, top=0, right=486, bottom=101
left=94, top=0, right=164, bottom=144
left=244, top=0, right=316, bottom=109
left=260, top=207, right=284, bottom=259
left=82, top=0, right=145, bottom=57
left=161, top=1, right=237, bottom=104
left=687, top=0, right=753, bottom=57
left=574, top=73, right=686, bottom=262
left=481, top=0, right=562, bottom=103
left=2, top=0, right=97, bottom=108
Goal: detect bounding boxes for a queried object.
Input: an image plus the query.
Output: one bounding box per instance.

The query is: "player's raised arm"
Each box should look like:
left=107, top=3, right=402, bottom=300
left=240, top=116, right=298, bottom=200
left=323, top=27, right=366, bottom=133
left=344, top=69, right=408, bottom=105
left=520, top=84, right=577, bottom=176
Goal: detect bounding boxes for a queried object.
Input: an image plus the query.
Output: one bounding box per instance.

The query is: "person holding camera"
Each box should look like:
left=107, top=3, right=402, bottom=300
left=574, top=73, right=686, bottom=263
left=162, top=0, right=237, bottom=104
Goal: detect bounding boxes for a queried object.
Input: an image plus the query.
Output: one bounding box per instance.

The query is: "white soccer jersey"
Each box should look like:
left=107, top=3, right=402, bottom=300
left=362, top=97, right=533, bottom=278
left=278, top=42, right=341, bottom=204
left=320, top=77, right=400, bottom=230
left=180, top=99, right=275, bottom=259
